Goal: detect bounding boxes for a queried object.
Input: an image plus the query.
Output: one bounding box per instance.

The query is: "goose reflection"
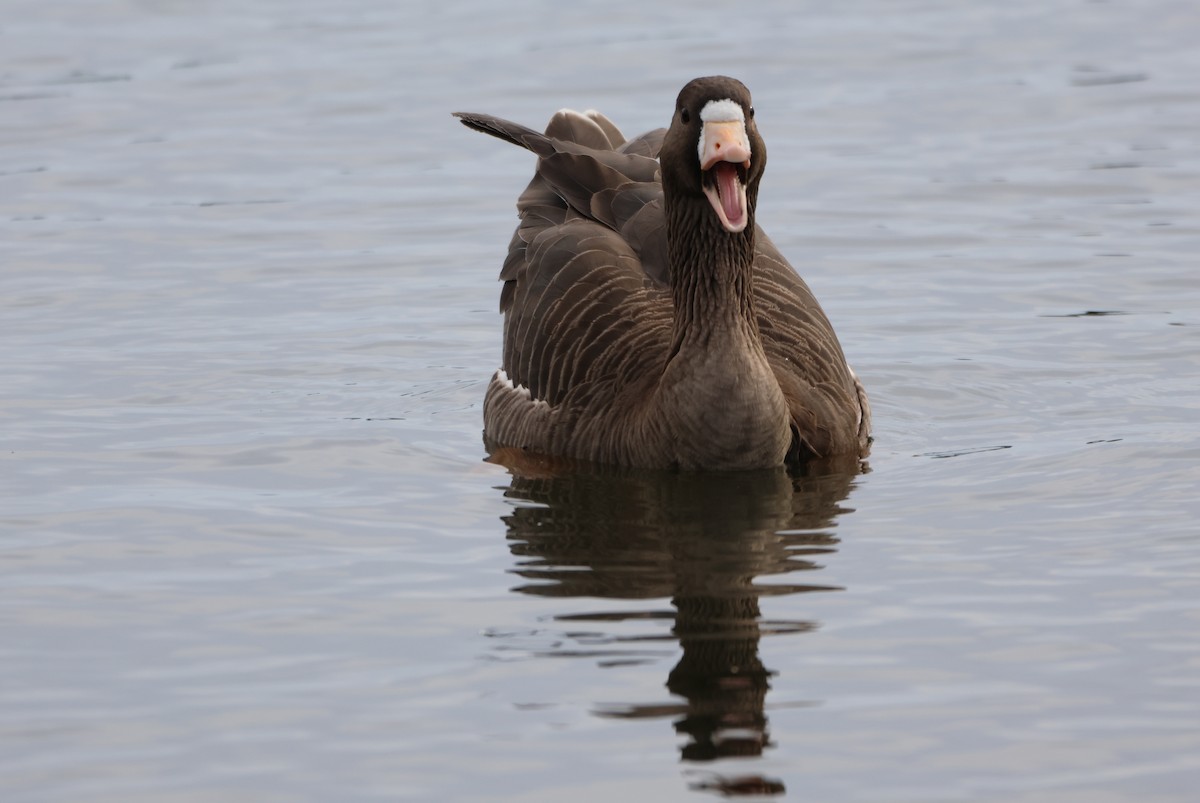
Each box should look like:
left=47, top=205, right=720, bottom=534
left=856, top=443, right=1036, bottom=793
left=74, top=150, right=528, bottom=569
left=493, top=453, right=862, bottom=796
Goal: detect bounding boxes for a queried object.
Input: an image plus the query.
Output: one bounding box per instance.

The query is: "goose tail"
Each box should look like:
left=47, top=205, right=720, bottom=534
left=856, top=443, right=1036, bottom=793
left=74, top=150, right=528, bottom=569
left=453, top=112, right=554, bottom=157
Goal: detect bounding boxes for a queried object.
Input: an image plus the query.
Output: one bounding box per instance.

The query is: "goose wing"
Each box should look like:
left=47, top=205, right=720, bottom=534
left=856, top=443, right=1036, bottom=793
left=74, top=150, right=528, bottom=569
left=753, top=234, right=871, bottom=457
left=454, top=110, right=673, bottom=432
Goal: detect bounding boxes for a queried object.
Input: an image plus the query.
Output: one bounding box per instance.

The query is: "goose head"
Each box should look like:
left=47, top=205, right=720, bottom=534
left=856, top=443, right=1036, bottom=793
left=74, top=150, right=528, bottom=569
left=660, top=76, right=767, bottom=234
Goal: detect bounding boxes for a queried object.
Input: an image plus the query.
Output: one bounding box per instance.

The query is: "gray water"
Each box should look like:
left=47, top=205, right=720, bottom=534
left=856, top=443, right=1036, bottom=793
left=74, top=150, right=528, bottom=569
left=3, top=1, right=1199, bottom=800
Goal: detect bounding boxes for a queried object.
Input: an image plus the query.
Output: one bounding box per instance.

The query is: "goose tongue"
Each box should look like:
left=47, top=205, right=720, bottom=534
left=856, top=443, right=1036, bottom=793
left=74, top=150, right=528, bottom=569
left=714, top=162, right=745, bottom=228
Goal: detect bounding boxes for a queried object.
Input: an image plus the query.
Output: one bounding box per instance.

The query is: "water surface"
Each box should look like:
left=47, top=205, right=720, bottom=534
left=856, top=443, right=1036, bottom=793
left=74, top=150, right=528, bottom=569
left=3, top=0, right=1199, bottom=800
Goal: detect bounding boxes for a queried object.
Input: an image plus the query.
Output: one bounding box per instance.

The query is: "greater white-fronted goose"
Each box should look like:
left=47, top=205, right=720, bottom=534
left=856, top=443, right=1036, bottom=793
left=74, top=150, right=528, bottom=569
left=455, top=76, right=870, bottom=470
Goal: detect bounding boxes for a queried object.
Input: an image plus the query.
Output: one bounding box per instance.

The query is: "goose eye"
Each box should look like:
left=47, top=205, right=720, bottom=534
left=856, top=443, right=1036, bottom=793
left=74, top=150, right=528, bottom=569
left=680, top=107, right=690, bottom=124
left=748, top=105, right=755, bottom=119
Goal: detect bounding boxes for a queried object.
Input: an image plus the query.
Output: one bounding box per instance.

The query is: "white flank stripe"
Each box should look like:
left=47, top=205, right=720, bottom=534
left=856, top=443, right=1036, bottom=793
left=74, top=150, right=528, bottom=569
left=495, top=368, right=548, bottom=406
left=496, top=368, right=528, bottom=399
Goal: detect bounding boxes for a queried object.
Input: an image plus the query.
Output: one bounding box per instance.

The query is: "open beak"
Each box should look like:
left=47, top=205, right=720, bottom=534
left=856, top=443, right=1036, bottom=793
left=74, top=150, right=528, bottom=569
left=699, top=120, right=752, bottom=233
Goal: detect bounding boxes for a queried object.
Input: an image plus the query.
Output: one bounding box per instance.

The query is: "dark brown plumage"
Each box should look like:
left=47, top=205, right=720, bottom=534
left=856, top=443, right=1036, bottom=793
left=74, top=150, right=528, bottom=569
left=455, top=76, right=870, bottom=470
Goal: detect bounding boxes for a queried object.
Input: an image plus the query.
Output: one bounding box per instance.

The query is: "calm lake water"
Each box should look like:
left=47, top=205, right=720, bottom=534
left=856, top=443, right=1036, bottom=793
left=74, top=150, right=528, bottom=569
left=3, top=1, right=1199, bottom=800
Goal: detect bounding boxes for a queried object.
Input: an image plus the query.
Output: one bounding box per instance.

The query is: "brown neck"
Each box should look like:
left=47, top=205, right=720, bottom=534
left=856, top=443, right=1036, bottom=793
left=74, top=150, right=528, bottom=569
left=655, top=188, right=791, bottom=469
left=665, top=192, right=760, bottom=354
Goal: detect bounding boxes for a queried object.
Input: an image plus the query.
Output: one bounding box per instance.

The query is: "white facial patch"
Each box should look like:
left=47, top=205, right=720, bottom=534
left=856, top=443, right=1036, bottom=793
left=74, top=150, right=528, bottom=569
left=699, top=98, right=745, bottom=123
left=696, top=98, right=752, bottom=175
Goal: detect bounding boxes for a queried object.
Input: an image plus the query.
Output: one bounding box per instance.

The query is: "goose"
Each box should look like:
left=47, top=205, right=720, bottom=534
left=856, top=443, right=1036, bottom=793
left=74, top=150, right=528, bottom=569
left=455, top=76, right=870, bottom=470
